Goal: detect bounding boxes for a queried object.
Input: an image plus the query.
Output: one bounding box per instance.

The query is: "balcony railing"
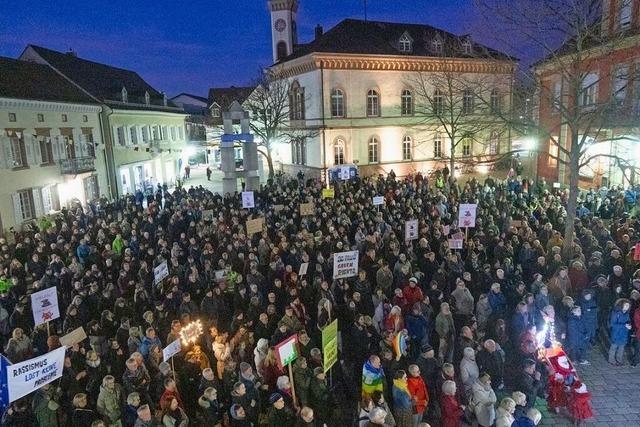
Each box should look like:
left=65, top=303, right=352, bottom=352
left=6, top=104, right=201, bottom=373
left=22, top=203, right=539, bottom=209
left=60, top=157, right=96, bottom=175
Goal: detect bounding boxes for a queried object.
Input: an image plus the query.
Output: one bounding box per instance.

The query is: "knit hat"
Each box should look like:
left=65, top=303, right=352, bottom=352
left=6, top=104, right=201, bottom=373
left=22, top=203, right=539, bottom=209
left=230, top=404, right=243, bottom=419
left=269, top=393, right=283, bottom=405
left=421, top=344, right=433, bottom=353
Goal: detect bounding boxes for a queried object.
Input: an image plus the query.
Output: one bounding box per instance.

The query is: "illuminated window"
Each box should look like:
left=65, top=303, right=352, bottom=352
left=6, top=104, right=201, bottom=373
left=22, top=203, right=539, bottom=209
left=462, top=88, right=474, bottom=114
left=402, top=136, right=413, bottom=161
left=367, top=90, right=380, bottom=117
left=334, top=139, right=345, bottom=165
left=401, top=90, right=413, bottom=115
left=548, top=140, right=559, bottom=166
left=462, top=138, right=472, bottom=156
left=433, top=89, right=444, bottom=115
left=368, top=137, right=379, bottom=163
left=434, top=133, right=442, bottom=158
left=330, top=89, right=345, bottom=117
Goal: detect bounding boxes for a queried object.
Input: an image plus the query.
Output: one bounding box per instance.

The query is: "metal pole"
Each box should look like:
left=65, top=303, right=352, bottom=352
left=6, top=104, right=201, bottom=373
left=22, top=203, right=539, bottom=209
left=288, top=363, right=297, bottom=407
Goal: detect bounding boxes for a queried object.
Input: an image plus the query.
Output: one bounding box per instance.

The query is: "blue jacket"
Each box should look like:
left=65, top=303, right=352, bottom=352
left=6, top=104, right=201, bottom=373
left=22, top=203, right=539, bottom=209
left=405, top=313, right=428, bottom=342
left=610, top=308, right=631, bottom=345
left=567, top=313, right=589, bottom=349
left=579, top=290, right=598, bottom=333
left=513, top=416, right=536, bottom=427
left=76, top=243, right=90, bottom=264
left=138, top=335, right=161, bottom=358
left=392, top=385, right=412, bottom=410
left=488, top=291, right=506, bottom=317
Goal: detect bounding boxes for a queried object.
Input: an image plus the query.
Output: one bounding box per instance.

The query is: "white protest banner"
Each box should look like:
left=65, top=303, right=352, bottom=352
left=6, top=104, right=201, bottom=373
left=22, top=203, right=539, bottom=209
left=458, top=204, right=477, bottom=228
left=30, top=287, right=59, bottom=326
left=373, top=196, right=385, bottom=206
left=154, top=261, right=169, bottom=285
left=333, top=250, right=359, bottom=279
left=405, top=220, right=419, bottom=241
left=59, top=327, right=87, bottom=347
left=339, top=167, right=350, bottom=181
left=299, top=262, right=309, bottom=277
left=6, top=346, right=66, bottom=403
left=242, top=191, right=255, bottom=209
left=163, top=339, right=182, bottom=361
left=448, top=238, right=464, bottom=250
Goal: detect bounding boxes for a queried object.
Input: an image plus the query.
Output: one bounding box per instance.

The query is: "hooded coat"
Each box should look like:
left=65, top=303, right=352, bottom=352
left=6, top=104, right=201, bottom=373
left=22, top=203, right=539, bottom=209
left=97, top=383, right=123, bottom=426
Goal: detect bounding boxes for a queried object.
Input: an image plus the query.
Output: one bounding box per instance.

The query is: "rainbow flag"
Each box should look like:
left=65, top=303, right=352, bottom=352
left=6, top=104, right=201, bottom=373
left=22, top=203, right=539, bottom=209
left=362, top=359, right=385, bottom=397
left=393, top=333, right=408, bottom=361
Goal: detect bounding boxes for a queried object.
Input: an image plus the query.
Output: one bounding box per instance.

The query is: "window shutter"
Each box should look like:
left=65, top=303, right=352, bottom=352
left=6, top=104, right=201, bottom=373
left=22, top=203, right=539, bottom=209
left=41, top=186, right=52, bottom=214
left=32, top=188, right=44, bottom=218
left=12, top=193, right=23, bottom=224
left=1, top=136, right=14, bottom=169
left=51, top=136, right=60, bottom=161
left=24, top=135, right=35, bottom=166
left=78, top=134, right=87, bottom=157
left=58, top=137, right=68, bottom=160
left=32, top=136, right=42, bottom=164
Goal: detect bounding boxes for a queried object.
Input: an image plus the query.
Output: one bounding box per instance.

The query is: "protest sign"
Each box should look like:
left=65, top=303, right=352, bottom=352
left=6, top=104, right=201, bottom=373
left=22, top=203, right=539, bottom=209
left=274, top=204, right=284, bottom=213
left=30, top=287, right=59, bottom=326
left=299, top=262, right=309, bottom=277
left=448, top=238, right=464, bottom=250
left=322, top=188, right=335, bottom=199
left=322, top=319, right=338, bottom=373
left=59, top=327, right=87, bottom=347
left=339, top=167, right=350, bottom=181
left=635, top=243, right=640, bottom=261
left=241, top=191, right=255, bottom=209
left=373, top=196, right=385, bottom=206
left=458, top=204, right=477, bottom=228
left=202, top=209, right=214, bottom=221
left=405, top=220, right=419, bottom=241
left=275, top=334, right=298, bottom=369
left=510, top=220, right=523, bottom=228
left=333, top=250, right=359, bottom=279
left=154, top=261, right=169, bottom=285
left=300, top=202, right=314, bottom=216
left=246, top=217, right=265, bottom=236
left=163, top=339, right=182, bottom=361
left=5, top=346, right=66, bottom=403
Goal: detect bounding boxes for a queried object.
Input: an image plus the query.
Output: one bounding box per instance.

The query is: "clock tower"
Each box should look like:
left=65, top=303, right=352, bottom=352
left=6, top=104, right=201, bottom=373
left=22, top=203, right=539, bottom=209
left=269, top=0, right=298, bottom=63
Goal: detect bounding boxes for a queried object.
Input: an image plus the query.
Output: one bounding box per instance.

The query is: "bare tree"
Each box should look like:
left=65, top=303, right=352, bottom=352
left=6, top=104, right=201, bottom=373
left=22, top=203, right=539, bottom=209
left=411, top=58, right=515, bottom=181
left=474, top=0, right=640, bottom=256
left=246, top=70, right=315, bottom=179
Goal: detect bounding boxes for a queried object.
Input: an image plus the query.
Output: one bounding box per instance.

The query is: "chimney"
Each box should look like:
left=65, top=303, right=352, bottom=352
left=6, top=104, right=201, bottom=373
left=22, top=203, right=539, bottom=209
left=66, top=48, right=77, bottom=57
left=315, top=25, right=323, bottom=40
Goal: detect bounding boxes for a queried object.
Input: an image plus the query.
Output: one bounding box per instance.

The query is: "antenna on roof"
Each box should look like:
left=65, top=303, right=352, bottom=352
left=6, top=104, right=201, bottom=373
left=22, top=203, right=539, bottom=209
left=364, top=0, right=368, bottom=21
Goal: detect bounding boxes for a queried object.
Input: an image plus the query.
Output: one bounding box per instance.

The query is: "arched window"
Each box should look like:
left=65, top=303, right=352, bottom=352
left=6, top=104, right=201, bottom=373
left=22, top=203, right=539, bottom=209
left=490, top=89, right=500, bottom=114
left=368, top=137, right=379, bottom=163
left=402, top=136, right=413, bottom=161
left=399, top=34, right=412, bottom=52
left=291, top=138, right=306, bottom=165
left=401, top=89, right=413, bottom=115
left=330, top=89, right=345, bottom=117
left=433, top=133, right=442, bottom=158
left=276, top=41, right=288, bottom=61
left=433, top=89, right=444, bottom=115
left=462, top=88, right=474, bottom=114
left=334, top=139, right=346, bottom=165
left=462, top=39, right=472, bottom=55
left=367, top=90, right=380, bottom=117
left=461, top=137, right=472, bottom=156
left=489, top=131, right=500, bottom=155
left=289, top=81, right=305, bottom=120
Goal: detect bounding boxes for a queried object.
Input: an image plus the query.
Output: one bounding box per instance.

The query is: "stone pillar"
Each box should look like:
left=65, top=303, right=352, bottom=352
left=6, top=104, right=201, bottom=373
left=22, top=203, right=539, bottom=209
left=243, top=141, right=259, bottom=191
left=221, top=140, right=237, bottom=194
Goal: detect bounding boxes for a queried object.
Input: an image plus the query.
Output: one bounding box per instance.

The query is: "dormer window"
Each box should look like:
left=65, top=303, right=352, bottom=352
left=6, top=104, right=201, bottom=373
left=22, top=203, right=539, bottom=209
left=462, top=39, right=472, bottom=55
left=121, top=87, right=128, bottom=103
left=399, top=33, right=412, bottom=53
left=211, top=104, right=221, bottom=118
left=145, top=91, right=150, bottom=105
left=432, top=38, right=443, bottom=54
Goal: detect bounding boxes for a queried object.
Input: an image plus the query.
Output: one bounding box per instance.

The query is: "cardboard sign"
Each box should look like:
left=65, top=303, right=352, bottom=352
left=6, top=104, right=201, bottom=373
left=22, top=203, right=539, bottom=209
left=246, top=217, right=265, bottom=236
left=333, top=250, right=359, bottom=279
left=30, top=287, right=60, bottom=326
left=405, top=220, right=419, bottom=241
left=59, top=327, right=87, bottom=347
left=322, top=188, right=335, bottom=199
left=458, top=204, right=477, bottom=228
left=299, top=262, right=309, bottom=276
left=274, top=204, right=284, bottom=213
left=162, top=339, right=182, bottom=361
left=275, top=334, right=298, bottom=369
left=448, top=238, right=464, bottom=250
left=5, top=346, right=66, bottom=403
left=452, top=231, right=465, bottom=240
left=322, top=319, right=338, bottom=373
left=202, top=209, right=214, bottom=221
left=373, top=196, right=385, bottom=206
left=510, top=220, right=523, bottom=228
left=300, top=202, right=314, bottom=216
left=154, top=261, right=169, bottom=285
left=242, top=191, right=255, bottom=209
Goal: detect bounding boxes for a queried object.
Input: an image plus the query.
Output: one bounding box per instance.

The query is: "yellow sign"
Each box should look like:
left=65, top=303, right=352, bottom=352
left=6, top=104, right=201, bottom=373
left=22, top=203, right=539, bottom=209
left=321, top=319, right=338, bottom=373
left=322, top=188, right=335, bottom=199
left=246, top=217, right=265, bottom=236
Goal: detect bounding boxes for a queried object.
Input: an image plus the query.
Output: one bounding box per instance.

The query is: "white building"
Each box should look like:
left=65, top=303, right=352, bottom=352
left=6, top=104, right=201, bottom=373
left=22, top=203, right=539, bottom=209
left=20, top=45, right=188, bottom=196
left=0, top=56, right=107, bottom=230
left=267, top=0, right=516, bottom=178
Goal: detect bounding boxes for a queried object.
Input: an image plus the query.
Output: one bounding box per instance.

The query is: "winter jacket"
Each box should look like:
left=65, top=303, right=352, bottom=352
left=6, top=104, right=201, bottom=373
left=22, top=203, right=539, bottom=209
left=495, top=407, right=515, bottom=427
left=97, top=384, right=123, bottom=426
left=471, top=380, right=496, bottom=427
left=32, top=388, right=60, bottom=427
left=567, top=314, right=589, bottom=351
left=610, top=307, right=631, bottom=345
left=405, top=313, right=428, bottom=343
left=440, top=395, right=463, bottom=427
left=197, top=395, right=222, bottom=426
left=138, top=335, right=161, bottom=358
left=435, top=313, right=455, bottom=341
left=579, top=290, right=598, bottom=335
left=407, top=376, right=429, bottom=414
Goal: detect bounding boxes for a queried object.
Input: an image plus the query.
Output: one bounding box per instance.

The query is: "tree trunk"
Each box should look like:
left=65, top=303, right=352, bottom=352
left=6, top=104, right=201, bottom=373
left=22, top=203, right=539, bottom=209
left=449, top=141, right=456, bottom=185
left=562, top=149, right=580, bottom=259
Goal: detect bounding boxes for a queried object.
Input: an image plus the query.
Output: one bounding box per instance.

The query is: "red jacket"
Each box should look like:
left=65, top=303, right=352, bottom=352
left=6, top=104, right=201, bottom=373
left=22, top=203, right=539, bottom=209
left=159, top=388, right=184, bottom=411
left=403, top=285, right=424, bottom=307
left=440, top=395, right=462, bottom=427
left=407, top=376, right=429, bottom=414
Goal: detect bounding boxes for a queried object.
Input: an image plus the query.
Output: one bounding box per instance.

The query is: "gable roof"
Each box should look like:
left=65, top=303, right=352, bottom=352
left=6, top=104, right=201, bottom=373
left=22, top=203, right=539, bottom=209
left=277, top=18, right=514, bottom=64
left=23, top=44, right=183, bottom=112
left=0, top=56, right=97, bottom=105
left=207, top=86, right=254, bottom=110
left=170, top=93, right=209, bottom=104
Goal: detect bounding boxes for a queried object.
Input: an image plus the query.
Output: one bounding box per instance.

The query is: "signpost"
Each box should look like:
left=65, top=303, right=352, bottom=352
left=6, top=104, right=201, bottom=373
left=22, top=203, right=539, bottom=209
left=241, top=191, right=255, bottom=209
left=154, top=261, right=169, bottom=285
left=321, top=319, right=338, bottom=373
left=30, top=287, right=60, bottom=336
left=3, top=346, right=66, bottom=404
left=405, top=220, right=419, bottom=241
left=275, top=334, right=299, bottom=406
left=333, top=250, right=359, bottom=279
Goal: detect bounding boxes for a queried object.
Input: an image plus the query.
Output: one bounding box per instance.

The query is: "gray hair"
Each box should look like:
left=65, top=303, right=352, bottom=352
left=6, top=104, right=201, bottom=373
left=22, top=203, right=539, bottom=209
left=369, top=406, right=387, bottom=423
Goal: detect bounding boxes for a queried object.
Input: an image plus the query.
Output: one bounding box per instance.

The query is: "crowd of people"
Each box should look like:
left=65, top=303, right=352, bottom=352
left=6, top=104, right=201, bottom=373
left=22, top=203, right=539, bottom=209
left=0, top=170, right=639, bottom=427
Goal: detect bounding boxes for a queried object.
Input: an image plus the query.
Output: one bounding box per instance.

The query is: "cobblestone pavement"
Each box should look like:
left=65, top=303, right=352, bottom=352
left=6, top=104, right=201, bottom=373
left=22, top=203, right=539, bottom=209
left=537, top=348, right=640, bottom=427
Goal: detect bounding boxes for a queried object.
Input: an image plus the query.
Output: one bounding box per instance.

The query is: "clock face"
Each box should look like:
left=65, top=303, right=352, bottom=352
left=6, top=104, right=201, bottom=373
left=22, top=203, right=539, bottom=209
left=275, top=18, right=287, bottom=32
